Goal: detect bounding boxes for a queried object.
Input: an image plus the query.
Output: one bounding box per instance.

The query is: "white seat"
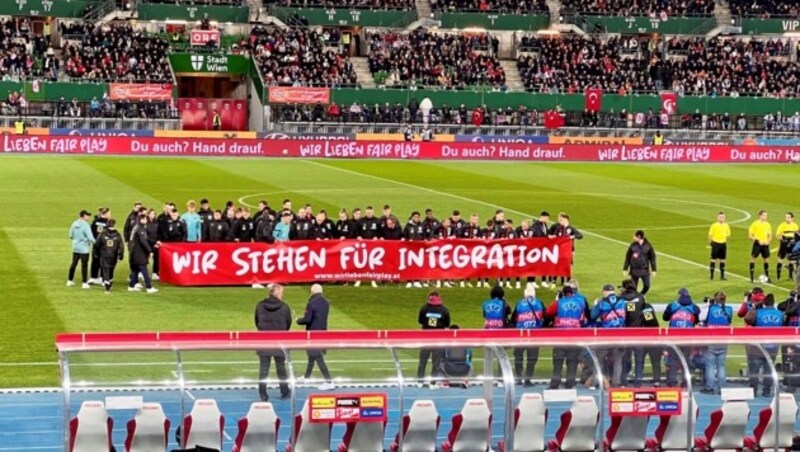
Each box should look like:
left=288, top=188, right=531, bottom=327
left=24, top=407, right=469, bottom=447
left=744, top=393, right=798, bottom=450
left=695, top=400, right=750, bottom=450
left=182, top=399, right=224, bottom=450
left=125, top=402, right=170, bottom=452
left=498, top=393, right=547, bottom=452
left=605, top=415, right=649, bottom=451
left=234, top=402, right=280, bottom=452
left=70, top=400, right=113, bottom=452
left=441, top=398, right=492, bottom=452
left=289, top=399, right=331, bottom=452
left=391, top=400, right=440, bottom=452
left=646, top=393, right=698, bottom=451
left=338, top=421, right=385, bottom=452
left=547, top=396, right=599, bottom=452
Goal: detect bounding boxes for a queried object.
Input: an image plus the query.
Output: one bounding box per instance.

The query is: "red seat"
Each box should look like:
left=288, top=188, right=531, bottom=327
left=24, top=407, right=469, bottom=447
left=233, top=402, right=281, bottom=452
left=498, top=393, right=548, bottom=452
left=645, top=393, right=697, bottom=451
left=125, top=402, right=170, bottom=452
left=743, top=393, right=798, bottom=451
left=69, top=401, right=113, bottom=452
left=441, top=398, right=492, bottom=452
left=694, top=400, right=749, bottom=451
left=390, top=400, right=440, bottom=452
left=182, top=399, right=225, bottom=450
left=547, top=396, right=599, bottom=452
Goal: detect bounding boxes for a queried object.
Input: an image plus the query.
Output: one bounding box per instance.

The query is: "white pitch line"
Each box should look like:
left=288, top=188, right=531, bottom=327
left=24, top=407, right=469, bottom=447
left=304, top=160, right=789, bottom=293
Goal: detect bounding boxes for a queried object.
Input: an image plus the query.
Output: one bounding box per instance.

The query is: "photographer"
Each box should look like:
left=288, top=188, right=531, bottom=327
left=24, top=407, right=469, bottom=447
left=699, top=292, right=732, bottom=394
left=779, top=286, right=800, bottom=392
left=744, top=293, right=782, bottom=397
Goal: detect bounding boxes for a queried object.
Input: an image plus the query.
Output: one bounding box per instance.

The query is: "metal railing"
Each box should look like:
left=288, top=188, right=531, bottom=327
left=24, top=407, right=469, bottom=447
left=0, top=116, right=181, bottom=131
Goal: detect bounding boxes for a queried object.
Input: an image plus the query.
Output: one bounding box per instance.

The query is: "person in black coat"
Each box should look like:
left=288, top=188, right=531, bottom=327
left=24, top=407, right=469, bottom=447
left=416, top=291, right=451, bottom=386
left=296, top=284, right=334, bottom=389
left=145, top=209, right=161, bottom=279
left=93, top=218, right=123, bottom=293
left=255, top=284, right=292, bottom=401
left=623, top=230, right=657, bottom=295
left=128, top=214, right=156, bottom=292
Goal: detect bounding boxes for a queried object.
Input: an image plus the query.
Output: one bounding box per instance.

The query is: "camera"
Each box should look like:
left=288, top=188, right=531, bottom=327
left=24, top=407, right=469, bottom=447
left=703, top=296, right=713, bottom=305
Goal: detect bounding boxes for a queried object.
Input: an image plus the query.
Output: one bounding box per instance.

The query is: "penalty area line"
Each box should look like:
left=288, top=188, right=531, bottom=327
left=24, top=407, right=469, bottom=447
left=304, top=160, right=789, bottom=293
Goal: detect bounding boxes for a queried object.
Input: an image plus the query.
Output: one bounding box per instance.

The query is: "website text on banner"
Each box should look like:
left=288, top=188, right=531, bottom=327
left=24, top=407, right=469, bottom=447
left=159, top=238, right=573, bottom=286
left=3, top=135, right=800, bottom=163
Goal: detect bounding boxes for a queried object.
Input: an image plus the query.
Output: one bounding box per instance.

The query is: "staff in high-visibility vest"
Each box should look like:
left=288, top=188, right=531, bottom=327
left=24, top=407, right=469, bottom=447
left=212, top=109, right=221, bottom=131
left=653, top=130, right=664, bottom=145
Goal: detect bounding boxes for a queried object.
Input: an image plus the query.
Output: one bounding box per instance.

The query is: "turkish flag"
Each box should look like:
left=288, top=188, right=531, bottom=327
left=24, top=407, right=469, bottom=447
left=544, top=110, right=565, bottom=129
left=660, top=91, right=678, bottom=114
left=584, top=88, right=603, bottom=112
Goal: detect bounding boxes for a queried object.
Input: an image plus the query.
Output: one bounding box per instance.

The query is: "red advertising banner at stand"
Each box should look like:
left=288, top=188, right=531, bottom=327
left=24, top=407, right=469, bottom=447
left=190, top=29, right=221, bottom=46
left=2, top=135, right=800, bottom=163
left=108, top=83, right=173, bottom=101
left=268, top=87, right=330, bottom=104
left=158, top=238, right=573, bottom=286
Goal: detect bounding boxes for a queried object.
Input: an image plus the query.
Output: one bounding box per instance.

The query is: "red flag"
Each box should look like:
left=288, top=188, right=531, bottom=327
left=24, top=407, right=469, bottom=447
left=584, top=88, right=603, bottom=112
left=544, top=110, right=565, bottom=129
left=660, top=91, right=677, bottom=114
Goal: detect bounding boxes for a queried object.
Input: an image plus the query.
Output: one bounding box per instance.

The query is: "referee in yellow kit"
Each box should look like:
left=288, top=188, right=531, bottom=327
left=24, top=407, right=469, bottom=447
left=748, top=209, right=773, bottom=283
left=708, top=211, right=731, bottom=280
left=776, top=212, right=799, bottom=280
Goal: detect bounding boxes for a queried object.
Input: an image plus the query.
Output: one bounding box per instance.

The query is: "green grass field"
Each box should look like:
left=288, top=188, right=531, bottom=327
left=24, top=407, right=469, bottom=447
left=0, top=156, right=797, bottom=388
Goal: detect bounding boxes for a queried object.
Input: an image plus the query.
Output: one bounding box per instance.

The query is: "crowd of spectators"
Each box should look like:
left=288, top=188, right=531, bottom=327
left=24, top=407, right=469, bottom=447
left=0, top=17, right=51, bottom=81
left=729, top=0, right=798, bottom=17
left=517, top=35, right=800, bottom=97
left=62, top=23, right=172, bottom=83
left=368, top=30, right=505, bottom=90
left=560, top=0, right=714, bottom=16
left=430, top=0, right=549, bottom=14
left=141, top=0, right=243, bottom=4
left=262, top=0, right=415, bottom=10
left=251, top=26, right=357, bottom=87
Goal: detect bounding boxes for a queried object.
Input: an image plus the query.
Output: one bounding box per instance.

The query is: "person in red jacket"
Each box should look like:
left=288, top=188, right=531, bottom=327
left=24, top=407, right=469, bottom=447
left=471, top=107, right=484, bottom=127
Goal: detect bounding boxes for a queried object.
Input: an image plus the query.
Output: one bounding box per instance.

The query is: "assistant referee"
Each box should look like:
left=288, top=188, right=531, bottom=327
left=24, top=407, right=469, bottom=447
left=708, top=211, right=731, bottom=280
left=776, top=212, right=799, bottom=281
left=748, top=209, right=773, bottom=283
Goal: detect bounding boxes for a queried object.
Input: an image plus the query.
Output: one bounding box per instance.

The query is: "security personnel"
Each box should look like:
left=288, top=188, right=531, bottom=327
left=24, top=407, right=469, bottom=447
left=14, top=117, right=25, bottom=134
left=748, top=209, right=773, bottom=283
left=417, top=291, right=451, bottom=387
left=512, top=285, right=545, bottom=386
left=545, top=285, right=589, bottom=389
left=776, top=212, right=799, bottom=280
left=708, top=211, right=731, bottom=280
left=212, top=109, right=221, bottom=130
left=590, top=284, right=627, bottom=386
left=744, top=294, right=782, bottom=396
left=93, top=219, right=124, bottom=293
left=623, top=230, right=657, bottom=295
left=653, top=130, right=664, bottom=145
left=699, top=292, right=733, bottom=394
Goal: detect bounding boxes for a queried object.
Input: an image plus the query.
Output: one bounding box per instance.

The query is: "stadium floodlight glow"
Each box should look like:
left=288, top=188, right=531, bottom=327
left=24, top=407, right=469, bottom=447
left=537, top=29, right=561, bottom=35
left=462, top=27, right=487, bottom=33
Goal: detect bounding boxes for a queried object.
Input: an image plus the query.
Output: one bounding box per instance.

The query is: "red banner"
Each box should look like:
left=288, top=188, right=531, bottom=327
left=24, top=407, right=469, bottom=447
left=3, top=135, right=800, bottom=163
left=109, top=83, right=173, bottom=101
left=268, top=87, right=330, bottom=104
left=158, top=238, right=573, bottom=286
left=190, top=29, right=220, bottom=46
left=660, top=91, right=677, bottom=114
left=584, top=88, right=603, bottom=112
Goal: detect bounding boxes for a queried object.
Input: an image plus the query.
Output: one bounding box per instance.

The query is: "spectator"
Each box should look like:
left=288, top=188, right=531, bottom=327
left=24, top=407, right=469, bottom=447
left=561, top=0, right=714, bottom=16
left=262, top=0, right=414, bottom=10
left=432, top=0, right=548, bottom=14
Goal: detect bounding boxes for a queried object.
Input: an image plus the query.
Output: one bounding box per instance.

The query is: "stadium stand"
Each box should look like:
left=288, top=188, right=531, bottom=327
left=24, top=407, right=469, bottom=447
left=367, top=30, right=504, bottom=90
left=252, top=26, right=357, bottom=87
left=729, top=0, right=798, bottom=16
left=62, top=23, right=171, bottom=83
left=430, top=0, right=549, bottom=14
left=263, top=0, right=415, bottom=9
left=560, top=0, right=715, bottom=15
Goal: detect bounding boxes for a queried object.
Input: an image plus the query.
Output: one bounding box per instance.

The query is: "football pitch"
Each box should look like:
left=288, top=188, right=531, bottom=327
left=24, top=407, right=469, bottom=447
left=0, top=155, right=797, bottom=388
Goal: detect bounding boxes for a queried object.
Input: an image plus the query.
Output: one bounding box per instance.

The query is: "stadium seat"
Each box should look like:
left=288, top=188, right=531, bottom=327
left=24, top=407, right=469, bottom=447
left=498, top=393, right=548, bottom=452
left=69, top=400, right=113, bottom=452
left=440, top=398, right=492, bottom=452
left=286, top=399, right=332, bottom=452
left=645, top=393, right=698, bottom=451
left=743, top=393, right=798, bottom=451
left=546, top=396, right=599, bottom=452
left=604, top=415, right=649, bottom=451
left=125, top=402, right=170, bottom=452
left=182, top=399, right=225, bottom=450
left=390, top=400, right=440, bottom=452
left=694, top=400, right=750, bottom=451
left=233, top=402, right=281, bottom=452
left=337, top=421, right=386, bottom=452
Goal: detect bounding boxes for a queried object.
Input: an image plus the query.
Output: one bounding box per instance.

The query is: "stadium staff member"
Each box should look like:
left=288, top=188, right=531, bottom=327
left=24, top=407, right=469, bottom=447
left=128, top=214, right=158, bottom=293
left=708, top=212, right=731, bottom=280
left=662, top=288, right=700, bottom=386
left=699, top=291, right=732, bottom=394
left=744, top=293, right=782, bottom=396
left=512, top=285, right=545, bottom=387
left=89, top=207, right=111, bottom=285
left=255, top=284, right=292, bottom=402
left=417, top=291, right=451, bottom=388
left=212, top=109, right=221, bottom=130
left=296, top=284, right=334, bottom=391
left=623, top=230, right=657, bottom=295
left=590, top=284, right=627, bottom=387
left=93, top=219, right=124, bottom=293
left=776, top=212, right=798, bottom=281
left=67, top=210, right=95, bottom=289
left=123, top=202, right=143, bottom=243
left=545, top=285, right=589, bottom=389
left=749, top=209, right=773, bottom=283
